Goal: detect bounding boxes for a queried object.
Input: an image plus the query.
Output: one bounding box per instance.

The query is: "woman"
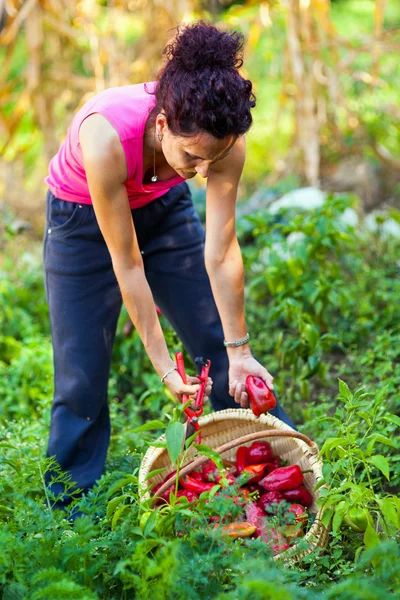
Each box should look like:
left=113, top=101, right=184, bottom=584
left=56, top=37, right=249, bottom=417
left=43, top=21, right=295, bottom=511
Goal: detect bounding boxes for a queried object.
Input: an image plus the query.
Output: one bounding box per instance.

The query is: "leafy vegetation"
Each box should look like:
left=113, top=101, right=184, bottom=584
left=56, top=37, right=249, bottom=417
left=0, top=191, right=399, bottom=598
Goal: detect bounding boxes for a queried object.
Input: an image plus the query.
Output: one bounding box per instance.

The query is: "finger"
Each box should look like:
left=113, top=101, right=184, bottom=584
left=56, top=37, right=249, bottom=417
left=229, top=380, right=237, bottom=399
left=264, top=373, right=274, bottom=390
left=240, top=390, right=249, bottom=408
left=234, top=383, right=245, bottom=405
left=205, top=384, right=212, bottom=397
left=182, top=383, right=200, bottom=396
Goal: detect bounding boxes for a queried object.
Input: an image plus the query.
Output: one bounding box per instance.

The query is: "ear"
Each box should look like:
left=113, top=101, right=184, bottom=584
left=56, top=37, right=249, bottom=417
left=156, top=112, right=168, bottom=134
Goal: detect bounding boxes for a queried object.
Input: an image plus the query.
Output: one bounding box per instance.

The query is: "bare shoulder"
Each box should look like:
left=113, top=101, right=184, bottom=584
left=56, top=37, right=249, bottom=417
left=79, top=113, right=127, bottom=183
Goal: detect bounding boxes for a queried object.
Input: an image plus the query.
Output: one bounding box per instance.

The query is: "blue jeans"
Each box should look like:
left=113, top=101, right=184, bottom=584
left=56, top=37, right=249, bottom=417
left=43, top=182, right=295, bottom=503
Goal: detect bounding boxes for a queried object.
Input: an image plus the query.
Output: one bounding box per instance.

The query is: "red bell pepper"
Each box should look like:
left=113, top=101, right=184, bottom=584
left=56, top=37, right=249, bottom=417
left=240, top=463, right=269, bottom=484
left=215, top=472, right=236, bottom=486
left=281, top=486, right=313, bottom=507
left=217, top=522, right=256, bottom=539
left=288, top=503, right=308, bottom=526
left=246, top=483, right=264, bottom=496
left=202, top=459, right=218, bottom=482
left=236, top=446, right=249, bottom=474
left=258, top=491, right=284, bottom=514
left=246, top=375, right=276, bottom=417
left=259, top=465, right=303, bottom=492
left=270, top=456, right=281, bottom=470
left=258, top=525, right=290, bottom=554
left=232, top=488, right=250, bottom=507
left=245, top=501, right=265, bottom=530
left=180, top=474, right=217, bottom=495
left=176, top=490, right=199, bottom=503
left=190, top=470, right=204, bottom=481
left=285, top=503, right=308, bottom=539
left=247, top=441, right=274, bottom=465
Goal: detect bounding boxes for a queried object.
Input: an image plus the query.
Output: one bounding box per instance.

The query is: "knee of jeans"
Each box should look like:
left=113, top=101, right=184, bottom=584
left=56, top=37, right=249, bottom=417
left=53, top=377, right=108, bottom=422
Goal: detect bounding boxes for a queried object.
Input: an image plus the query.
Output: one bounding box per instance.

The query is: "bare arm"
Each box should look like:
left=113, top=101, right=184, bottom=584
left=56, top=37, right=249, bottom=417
left=205, top=135, right=250, bottom=359
left=206, top=136, right=274, bottom=406
left=79, top=114, right=200, bottom=398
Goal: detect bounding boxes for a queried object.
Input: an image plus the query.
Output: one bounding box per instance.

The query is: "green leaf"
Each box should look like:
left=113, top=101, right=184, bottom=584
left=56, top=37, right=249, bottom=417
left=150, top=441, right=168, bottom=448
left=184, top=430, right=199, bottom=449
left=338, top=379, right=353, bottom=402
left=106, top=495, right=127, bottom=520
left=111, top=504, right=131, bottom=530
left=166, top=421, right=185, bottom=465
left=320, top=437, right=353, bottom=459
left=193, top=444, right=225, bottom=471
left=384, top=415, right=400, bottom=428
left=363, top=523, right=380, bottom=552
left=356, top=411, right=372, bottom=426
left=321, top=506, right=334, bottom=528
left=377, top=497, right=400, bottom=528
left=130, top=420, right=166, bottom=433
left=332, top=501, right=349, bottom=533
left=303, top=324, right=320, bottom=352
left=145, top=467, right=166, bottom=481
left=366, top=434, right=396, bottom=455
left=2, top=583, right=28, bottom=600
left=144, top=509, right=159, bottom=537
left=0, top=504, right=14, bottom=515
left=367, top=455, right=390, bottom=480
left=105, top=477, right=132, bottom=500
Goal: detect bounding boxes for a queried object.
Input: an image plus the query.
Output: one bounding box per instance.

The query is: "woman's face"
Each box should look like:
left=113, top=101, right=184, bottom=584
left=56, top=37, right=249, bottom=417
left=156, top=114, right=237, bottom=179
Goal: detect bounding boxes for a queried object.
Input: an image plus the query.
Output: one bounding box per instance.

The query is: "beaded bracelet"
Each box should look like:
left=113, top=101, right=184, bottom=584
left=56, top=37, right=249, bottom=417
left=160, top=366, right=177, bottom=383
left=223, top=333, right=250, bottom=348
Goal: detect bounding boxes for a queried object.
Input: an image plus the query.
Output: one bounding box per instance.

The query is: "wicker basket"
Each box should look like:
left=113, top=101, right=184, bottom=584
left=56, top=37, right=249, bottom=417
left=138, top=408, right=329, bottom=563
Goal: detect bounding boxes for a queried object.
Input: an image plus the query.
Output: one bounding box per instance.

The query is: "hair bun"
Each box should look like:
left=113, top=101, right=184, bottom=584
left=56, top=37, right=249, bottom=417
left=164, top=21, right=244, bottom=72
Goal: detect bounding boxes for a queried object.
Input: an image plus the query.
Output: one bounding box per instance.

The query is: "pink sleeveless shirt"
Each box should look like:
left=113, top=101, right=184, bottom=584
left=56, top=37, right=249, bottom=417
left=45, top=81, right=186, bottom=209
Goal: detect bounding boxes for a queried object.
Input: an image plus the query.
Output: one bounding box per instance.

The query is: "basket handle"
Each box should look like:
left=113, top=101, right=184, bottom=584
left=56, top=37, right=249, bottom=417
left=150, top=428, right=318, bottom=504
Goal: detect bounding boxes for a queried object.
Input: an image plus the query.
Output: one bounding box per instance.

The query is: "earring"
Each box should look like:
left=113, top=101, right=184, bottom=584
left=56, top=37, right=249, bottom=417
left=151, top=128, right=159, bottom=182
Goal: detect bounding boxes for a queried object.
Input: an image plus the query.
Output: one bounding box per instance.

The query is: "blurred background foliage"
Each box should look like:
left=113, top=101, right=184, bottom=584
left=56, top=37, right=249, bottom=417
left=0, top=0, right=399, bottom=230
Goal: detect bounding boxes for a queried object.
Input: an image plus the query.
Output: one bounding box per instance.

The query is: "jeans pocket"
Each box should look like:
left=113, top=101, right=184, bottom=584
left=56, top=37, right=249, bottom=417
left=46, top=191, right=86, bottom=238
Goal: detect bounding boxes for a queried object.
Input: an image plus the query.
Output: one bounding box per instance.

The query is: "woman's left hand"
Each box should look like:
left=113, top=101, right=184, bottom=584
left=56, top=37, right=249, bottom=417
left=228, top=356, right=274, bottom=408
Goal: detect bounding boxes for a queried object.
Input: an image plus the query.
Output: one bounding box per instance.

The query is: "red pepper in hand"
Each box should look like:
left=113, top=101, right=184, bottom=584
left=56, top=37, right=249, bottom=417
left=258, top=491, right=284, bottom=514
left=282, top=486, right=313, bottom=507
left=180, top=475, right=217, bottom=495
left=240, top=463, right=269, bottom=484
left=246, top=375, right=276, bottom=417
left=236, top=446, right=249, bottom=474
left=259, top=465, right=303, bottom=492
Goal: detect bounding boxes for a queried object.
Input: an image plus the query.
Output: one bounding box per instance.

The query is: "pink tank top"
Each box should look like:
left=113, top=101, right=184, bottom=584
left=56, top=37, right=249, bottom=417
left=45, top=82, right=185, bottom=209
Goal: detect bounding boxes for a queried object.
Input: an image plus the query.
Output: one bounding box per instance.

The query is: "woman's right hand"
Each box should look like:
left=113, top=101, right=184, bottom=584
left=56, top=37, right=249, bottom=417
left=163, top=369, right=213, bottom=404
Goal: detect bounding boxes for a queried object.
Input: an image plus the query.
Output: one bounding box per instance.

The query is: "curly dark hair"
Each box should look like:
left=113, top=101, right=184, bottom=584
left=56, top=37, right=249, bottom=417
left=145, top=20, right=256, bottom=140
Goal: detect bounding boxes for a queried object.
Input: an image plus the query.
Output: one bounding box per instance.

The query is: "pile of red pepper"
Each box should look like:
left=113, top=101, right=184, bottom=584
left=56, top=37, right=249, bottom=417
left=152, top=440, right=313, bottom=555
